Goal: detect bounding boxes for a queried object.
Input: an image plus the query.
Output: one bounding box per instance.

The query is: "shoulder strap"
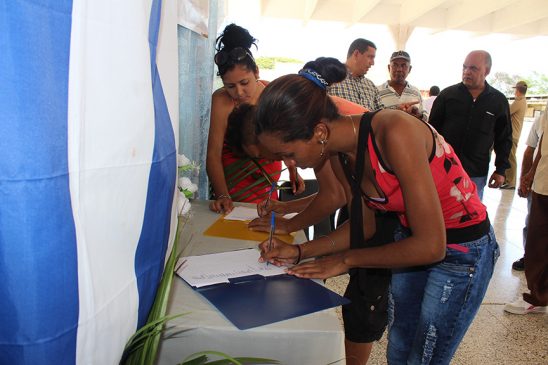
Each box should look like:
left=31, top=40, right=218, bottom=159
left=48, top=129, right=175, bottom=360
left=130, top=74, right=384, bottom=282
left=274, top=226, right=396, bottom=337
left=338, top=112, right=377, bottom=249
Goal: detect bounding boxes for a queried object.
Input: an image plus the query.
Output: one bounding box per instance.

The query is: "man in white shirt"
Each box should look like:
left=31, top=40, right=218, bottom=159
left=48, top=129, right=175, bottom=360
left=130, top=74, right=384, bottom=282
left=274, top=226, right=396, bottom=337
left=504, top=102, right=548, bottom=315
left=377, top=51, right=428, bottom=121
left=422, top=85, right=440, bottom=114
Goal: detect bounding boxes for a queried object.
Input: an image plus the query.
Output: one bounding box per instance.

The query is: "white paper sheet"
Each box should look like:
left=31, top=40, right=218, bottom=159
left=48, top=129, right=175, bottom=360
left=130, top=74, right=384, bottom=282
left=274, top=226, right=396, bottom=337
left=175, top=249, right=286, bottom=288
left=223, top=206, right=298, bottom=222
left=223, top=206, right=259, bottom=221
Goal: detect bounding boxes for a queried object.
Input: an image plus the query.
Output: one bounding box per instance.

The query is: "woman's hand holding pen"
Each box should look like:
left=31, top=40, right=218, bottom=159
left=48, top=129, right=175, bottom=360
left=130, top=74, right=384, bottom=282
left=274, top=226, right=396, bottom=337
left=258, top=237, right=299, bottom=267
left=249, top=215, right=291, bottom=235
left=256, top=198, right=287, bottom=217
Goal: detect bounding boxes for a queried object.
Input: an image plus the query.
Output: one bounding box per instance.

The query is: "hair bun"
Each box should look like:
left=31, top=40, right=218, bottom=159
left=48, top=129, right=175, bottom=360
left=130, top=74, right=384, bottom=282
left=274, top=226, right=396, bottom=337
left=216, top=23, right=258, bottom=52
left=301, top=57, right=347, bottom=86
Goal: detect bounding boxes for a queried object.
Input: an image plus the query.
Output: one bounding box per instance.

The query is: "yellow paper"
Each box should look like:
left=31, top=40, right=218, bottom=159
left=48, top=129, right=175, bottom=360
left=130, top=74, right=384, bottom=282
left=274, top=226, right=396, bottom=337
left=203, top=216, right=294, bottom=244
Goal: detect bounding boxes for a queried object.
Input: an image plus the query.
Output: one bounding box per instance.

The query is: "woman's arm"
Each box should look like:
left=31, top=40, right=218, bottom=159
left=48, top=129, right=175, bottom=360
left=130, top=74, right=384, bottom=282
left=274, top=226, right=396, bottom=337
left=206, top=91, right=234, bottom=213
left=258, top=221, right=353, bottom=267
left=250, top=159, right=346, bottom=234
left=288, top=111, right=446, bottom=279
left=344, top=110, right=446, bottom=267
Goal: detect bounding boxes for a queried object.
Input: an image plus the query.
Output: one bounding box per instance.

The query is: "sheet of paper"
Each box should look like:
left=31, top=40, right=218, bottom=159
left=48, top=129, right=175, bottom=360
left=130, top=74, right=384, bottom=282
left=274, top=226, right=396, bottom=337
left=175, top=249, right=286, bottom=288
left=224, top=206, right=298, bottom=221
left=223, top=206, right=259, bottom=221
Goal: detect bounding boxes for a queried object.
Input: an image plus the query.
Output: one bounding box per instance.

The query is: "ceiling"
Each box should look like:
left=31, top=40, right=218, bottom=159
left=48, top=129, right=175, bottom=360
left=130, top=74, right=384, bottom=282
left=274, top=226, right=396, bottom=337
left=244, top=0, right=548, bottom=48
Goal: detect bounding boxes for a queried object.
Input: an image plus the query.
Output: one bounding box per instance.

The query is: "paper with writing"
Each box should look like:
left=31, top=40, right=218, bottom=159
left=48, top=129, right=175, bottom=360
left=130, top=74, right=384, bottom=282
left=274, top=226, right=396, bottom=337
left=175, top=249, right=286, bottom=288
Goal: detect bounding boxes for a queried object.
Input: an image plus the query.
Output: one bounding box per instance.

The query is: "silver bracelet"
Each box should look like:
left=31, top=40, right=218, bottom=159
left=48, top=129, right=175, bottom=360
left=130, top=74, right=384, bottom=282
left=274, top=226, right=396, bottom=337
left=217, top=194, right=231, bottom=200
left=320, top=235, right=336, bottom=251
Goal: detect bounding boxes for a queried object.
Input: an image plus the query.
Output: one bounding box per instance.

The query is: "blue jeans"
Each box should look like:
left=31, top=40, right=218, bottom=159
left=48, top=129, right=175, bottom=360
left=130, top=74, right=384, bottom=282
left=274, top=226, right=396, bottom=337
left=387, top=225, right=499, bottom=365
left=470, top=175, right=487, bottom=201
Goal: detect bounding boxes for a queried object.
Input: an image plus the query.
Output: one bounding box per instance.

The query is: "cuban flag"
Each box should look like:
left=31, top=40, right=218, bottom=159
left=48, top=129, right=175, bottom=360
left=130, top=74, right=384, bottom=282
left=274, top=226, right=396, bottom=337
left=0, top=0, right=179, bottom=364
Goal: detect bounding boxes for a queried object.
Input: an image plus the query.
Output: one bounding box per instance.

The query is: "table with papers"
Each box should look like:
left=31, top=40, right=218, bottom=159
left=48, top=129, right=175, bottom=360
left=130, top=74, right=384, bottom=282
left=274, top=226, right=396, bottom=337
left=156, top=200, right=346, bottom=365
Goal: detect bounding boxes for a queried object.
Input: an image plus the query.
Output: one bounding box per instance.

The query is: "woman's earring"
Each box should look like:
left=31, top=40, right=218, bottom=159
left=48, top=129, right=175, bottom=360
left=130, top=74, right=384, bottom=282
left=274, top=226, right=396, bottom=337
left=319, top=139, right=327, bottom=157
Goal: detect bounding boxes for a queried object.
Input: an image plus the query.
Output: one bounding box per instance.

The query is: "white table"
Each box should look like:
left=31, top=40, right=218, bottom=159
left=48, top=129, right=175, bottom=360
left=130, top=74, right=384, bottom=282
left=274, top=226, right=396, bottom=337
left=156, top=200, right=345, bottom=365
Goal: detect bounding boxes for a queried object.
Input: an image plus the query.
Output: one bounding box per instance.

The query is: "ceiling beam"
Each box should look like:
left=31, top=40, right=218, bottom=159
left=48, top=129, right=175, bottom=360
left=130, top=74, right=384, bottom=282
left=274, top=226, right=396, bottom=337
left=350, top=0, right=381, bottom=24
left=445, top=0, right=514, bottom=29
left=388, top=24, right=415, bottom=50
left=492, top=0, right=548, bottom=33
left=504, top=18, right=548, bottom=37
left=303, top=0, right=319, bottom=23
left=399, top=0, right=446, bottom=25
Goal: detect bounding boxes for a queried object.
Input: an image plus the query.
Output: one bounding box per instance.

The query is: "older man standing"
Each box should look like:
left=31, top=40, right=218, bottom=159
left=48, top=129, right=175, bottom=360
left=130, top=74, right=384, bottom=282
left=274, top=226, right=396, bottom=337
left=378, top=50, right=428, bottom=121
left=504, top=102, right=547, bottom=315
left=429, top=50, right=512, bottom=200
left=328, top=38, right=384, bottom=111
left=502, top=81, right=528, bottom=189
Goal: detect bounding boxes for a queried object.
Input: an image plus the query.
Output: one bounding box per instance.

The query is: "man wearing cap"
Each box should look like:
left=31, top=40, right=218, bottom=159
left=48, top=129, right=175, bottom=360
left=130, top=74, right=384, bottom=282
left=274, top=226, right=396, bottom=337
left=328, top=38, right=384, bottom=111
left=502, top=81, right=528, bottom=189
left=429, top=50, right=512, bottom=200
left=378, top=51, right=428, bottom=121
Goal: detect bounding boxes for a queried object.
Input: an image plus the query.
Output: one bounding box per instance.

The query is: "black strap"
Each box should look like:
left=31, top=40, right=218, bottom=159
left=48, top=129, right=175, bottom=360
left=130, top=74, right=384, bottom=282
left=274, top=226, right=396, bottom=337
left=339, top=111, right=378, bottom=249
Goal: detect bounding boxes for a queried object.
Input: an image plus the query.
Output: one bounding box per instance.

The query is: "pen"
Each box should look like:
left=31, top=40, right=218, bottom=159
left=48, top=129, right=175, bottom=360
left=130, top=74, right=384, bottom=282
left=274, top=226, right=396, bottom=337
left=267, top=211, right=275, bottom=266
left=264, top=182, right=276, bottom=212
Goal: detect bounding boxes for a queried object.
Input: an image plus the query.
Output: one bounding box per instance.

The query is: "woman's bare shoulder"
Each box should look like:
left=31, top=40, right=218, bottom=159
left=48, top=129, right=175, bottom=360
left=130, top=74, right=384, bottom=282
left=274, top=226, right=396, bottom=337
left=212, top=87, right=229, bottom=100
left=211, top=88, right=234, bottom=111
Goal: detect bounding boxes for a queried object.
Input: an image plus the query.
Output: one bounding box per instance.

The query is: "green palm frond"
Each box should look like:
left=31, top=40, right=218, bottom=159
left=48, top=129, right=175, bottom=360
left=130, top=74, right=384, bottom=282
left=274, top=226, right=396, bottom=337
left=181, top=351, right=280, bottom=365
left=121, top=215, right=280, bottom=365
left=120, top=217, right=186, bottom=365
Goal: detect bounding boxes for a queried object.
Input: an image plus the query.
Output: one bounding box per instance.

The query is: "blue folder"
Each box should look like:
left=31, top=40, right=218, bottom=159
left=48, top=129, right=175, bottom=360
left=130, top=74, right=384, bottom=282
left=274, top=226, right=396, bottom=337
left=191, top=274, right=350, bottom=330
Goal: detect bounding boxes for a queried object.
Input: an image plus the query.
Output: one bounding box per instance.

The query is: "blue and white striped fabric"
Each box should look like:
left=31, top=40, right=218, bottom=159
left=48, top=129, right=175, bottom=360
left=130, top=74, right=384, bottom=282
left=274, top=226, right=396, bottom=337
left=0, top=1, right=179, bottom=364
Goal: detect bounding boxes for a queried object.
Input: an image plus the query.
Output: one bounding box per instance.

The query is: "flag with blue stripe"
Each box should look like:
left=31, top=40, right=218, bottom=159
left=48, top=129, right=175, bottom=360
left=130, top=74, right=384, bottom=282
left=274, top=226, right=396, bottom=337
left=0, top=0, right=179, bottom=363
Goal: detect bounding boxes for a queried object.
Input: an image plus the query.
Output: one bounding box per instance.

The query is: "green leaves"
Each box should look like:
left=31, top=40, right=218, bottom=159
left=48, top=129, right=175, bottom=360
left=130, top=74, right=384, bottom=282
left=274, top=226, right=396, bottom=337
left=120, top=218, right=280, bottom=365
left=181, top=352, right=280, bottom=365
left=120, top=218, right=185, bottom=365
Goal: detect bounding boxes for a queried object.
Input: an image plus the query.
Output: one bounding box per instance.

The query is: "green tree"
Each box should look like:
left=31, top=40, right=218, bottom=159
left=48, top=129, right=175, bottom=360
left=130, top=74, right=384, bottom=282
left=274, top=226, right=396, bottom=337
left=489, top=71, right=548, bottom=96
left=256, top=56, right=302, bottom=70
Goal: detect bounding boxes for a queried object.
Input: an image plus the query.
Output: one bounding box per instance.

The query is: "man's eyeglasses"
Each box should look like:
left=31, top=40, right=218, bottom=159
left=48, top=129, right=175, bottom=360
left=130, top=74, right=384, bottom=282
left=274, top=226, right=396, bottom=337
left=214, top=47, right=254, bottom=66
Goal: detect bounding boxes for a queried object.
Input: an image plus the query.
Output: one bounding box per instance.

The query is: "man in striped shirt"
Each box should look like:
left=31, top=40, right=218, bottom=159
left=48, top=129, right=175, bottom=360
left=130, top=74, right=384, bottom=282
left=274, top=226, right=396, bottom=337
left=377, top=50, right=428, bottom=121
left=328, top=38, right=384, bottom=111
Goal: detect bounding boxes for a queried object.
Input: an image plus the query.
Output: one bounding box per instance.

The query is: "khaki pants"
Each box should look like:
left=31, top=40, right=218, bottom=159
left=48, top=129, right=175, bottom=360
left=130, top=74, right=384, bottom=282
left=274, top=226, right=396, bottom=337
left=505, top=138, right=519, bottom=187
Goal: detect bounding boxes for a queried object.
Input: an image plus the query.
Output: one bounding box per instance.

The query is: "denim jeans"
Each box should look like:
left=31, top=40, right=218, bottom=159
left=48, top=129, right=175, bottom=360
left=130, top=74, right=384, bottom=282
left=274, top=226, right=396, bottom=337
left=470, top=175, right=487, bottom=201
left=387, top=225, right=499, bottom=365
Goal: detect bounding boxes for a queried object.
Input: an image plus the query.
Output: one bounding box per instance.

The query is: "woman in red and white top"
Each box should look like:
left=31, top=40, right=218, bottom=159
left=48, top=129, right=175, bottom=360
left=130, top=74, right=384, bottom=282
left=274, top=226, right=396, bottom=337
left=255, top=57, right=499, bottom=365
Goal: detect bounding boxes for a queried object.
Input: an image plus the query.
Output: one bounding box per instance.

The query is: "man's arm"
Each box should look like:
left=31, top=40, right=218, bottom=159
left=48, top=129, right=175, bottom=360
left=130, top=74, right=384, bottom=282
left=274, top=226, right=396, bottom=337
left=521, top=134, right=544, bottom=195
left=493, top=97, right=513, bottom=176
left=427, top=91, right=445, bottom=128
left=518, top=146, right=536, bottom=197
left=372, top=83, right=385, bottom=111
left=509, top=99, right=519, bottom=116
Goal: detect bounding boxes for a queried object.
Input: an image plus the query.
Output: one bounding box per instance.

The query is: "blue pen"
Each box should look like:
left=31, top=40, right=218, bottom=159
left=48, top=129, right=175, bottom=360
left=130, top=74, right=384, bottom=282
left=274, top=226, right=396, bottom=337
left=265, top=182, right=276, bottom=212
left=267, top=211, right=275, bottom=265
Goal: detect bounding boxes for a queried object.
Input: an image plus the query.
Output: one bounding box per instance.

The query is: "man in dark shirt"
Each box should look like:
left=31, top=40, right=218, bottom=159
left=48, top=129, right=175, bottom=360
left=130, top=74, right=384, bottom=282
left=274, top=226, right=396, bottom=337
left=429, top=50, right=512, bottom=200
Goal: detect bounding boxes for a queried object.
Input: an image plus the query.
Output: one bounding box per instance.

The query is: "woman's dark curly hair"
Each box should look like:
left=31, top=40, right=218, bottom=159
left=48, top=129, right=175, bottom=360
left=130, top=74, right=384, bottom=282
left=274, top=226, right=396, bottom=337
left=215, top=24, right=258, bottom=77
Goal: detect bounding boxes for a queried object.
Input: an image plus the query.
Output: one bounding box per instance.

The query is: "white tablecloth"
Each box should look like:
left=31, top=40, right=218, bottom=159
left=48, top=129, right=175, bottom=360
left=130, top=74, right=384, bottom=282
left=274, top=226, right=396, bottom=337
left=156, top=200, right=345, bottom=365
